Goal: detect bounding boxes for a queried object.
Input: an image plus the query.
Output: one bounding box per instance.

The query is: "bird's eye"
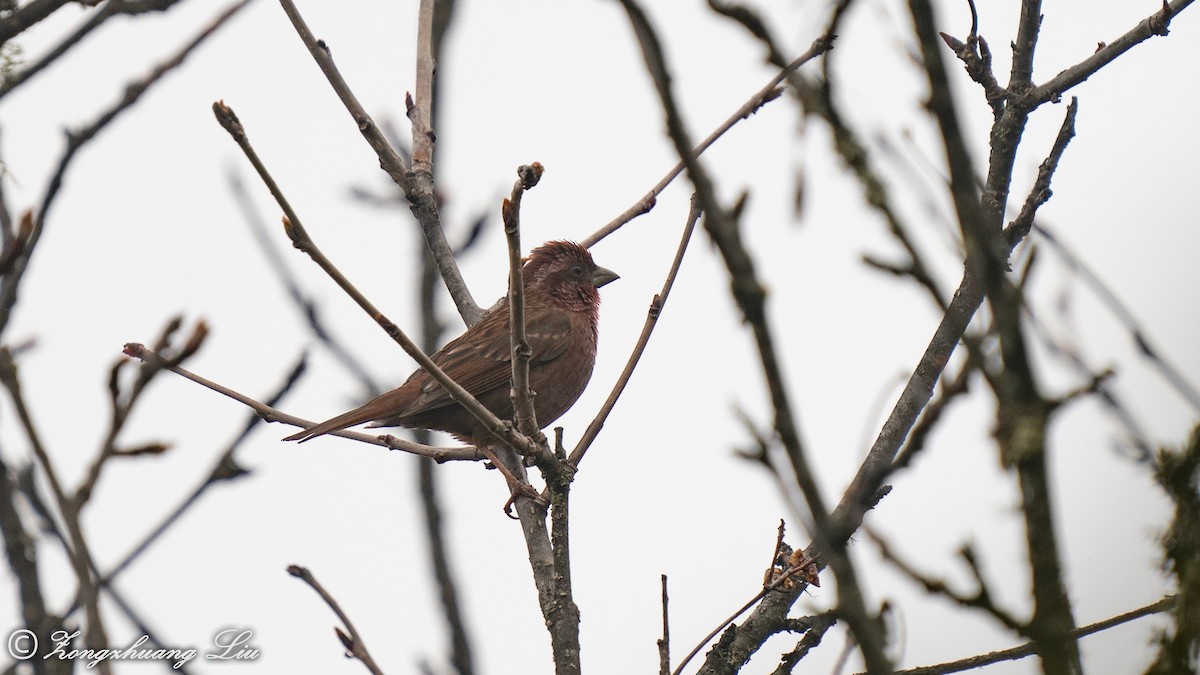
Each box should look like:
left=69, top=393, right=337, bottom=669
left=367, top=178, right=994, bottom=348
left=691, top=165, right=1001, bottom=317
left=569, top=264, right=585, bottom=278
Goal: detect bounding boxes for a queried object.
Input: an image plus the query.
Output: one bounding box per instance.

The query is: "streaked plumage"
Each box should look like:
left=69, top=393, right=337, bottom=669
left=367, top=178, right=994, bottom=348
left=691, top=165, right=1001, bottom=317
left=284, top=241, right=617, bottom=445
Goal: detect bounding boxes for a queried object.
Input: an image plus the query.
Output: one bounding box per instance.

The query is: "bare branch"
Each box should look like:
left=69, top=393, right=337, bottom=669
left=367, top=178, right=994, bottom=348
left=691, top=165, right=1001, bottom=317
left=657, top=575, right=670, bottom=675
left=1028, top=0, right=1192, bottom=106
left=893, top=596, right=1178, bottom=675
left=277, top=0, right=482, bottom=324
left=582, top=36, right=832, bottom=248
left=120, top=342, right=476, bottom=462
left=618, top=1, right=891, bottom=670
left=569, top=194, right=701, bottom=467
left=870, top=530, right=1026, bottom=633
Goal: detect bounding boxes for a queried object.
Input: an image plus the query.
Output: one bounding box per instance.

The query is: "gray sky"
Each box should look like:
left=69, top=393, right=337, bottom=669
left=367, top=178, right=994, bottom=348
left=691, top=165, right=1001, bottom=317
left=1, top=1, right=1198, bottom=673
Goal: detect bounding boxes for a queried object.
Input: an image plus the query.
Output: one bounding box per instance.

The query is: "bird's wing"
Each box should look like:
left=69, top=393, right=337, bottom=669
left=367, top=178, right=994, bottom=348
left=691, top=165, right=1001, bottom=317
left=401, top=305, right=575, bottom=417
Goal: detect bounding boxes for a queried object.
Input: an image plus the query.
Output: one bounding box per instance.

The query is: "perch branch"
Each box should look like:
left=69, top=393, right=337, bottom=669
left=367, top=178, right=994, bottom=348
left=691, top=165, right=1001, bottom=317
left=120, top=343, right=475, bottom=462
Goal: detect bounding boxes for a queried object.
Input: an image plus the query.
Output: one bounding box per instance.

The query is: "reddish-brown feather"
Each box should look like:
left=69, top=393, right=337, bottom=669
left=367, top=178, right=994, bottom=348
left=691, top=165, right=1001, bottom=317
left=284, top=241, right=617, bottom=445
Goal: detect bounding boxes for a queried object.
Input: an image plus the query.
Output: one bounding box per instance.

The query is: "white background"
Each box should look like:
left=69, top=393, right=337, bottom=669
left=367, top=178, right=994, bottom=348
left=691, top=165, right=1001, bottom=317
left=1, top=1, right=1198, bottom=673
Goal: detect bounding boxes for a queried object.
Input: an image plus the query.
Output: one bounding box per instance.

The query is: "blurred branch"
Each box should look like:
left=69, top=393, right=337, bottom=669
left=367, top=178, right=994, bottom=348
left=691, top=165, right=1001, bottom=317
left=0, top=452, right=63, bottom=674
left=227, top=169, right=381, bottom=398
left=0, top=0, right=250, bottom=339
left=910, top=2, right=1082, bottom=670
left=1030, top=221, right=1200, bottom=416
left=287, top=565, right=384, bottom=675
left=0, top=346, right=111, bottom=672
left=1147, top=425, right=1200, bottom=672
left=892, top=596, right=1178, bottom=675
left=0, top=0, right=196, bottom=99
left=277, top=0, right=482, bottom=324
left=870, top=530, right=1025, bottom=633
left=714, top=4, right=945, bottom=310
left=614, top=3, right=888, bottom=671
left=0, top=133, right=13, bottom=245
left=771, top=612, right=837, bottom=674
left=0, top=0, right=72, bottom=44
left=93, top=354, right=305, bottom=594
left=1023, top=295, right=1155, bottom=460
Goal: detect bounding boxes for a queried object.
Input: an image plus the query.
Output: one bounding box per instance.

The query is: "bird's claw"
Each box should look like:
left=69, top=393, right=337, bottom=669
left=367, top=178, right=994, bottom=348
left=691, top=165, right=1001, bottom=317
left=502, top=482, right=545, bottom=518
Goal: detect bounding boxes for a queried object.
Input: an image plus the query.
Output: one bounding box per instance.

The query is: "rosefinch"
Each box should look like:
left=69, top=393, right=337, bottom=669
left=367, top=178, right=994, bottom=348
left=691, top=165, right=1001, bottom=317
left=284, top=241, right=618, bottom=446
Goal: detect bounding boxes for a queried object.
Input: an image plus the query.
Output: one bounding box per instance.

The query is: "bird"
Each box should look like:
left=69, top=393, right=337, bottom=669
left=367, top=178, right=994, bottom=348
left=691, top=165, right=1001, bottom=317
left=284, top=240, right=618, bottom=447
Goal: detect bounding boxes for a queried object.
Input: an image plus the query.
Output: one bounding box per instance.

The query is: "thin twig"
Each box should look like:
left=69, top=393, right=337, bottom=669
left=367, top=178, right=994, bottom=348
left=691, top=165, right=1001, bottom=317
left=91, top=355, right=305, bottom=596
left=287, top=565, right=385, bottom=675
left=891, top=596, right=1178, bottom=675
left=657, top=574, right=670, bottom=675
left=1027, top=0, right=1191, bottom=106
left=120, top=342, right=475, bottom=461
left=869, top=528, right=1025, bottom=633
left=569, top=194, right=701, bottom=466
left=581, top=38, right=832, bottom=248
left=671, top=550, right=822, bottom=675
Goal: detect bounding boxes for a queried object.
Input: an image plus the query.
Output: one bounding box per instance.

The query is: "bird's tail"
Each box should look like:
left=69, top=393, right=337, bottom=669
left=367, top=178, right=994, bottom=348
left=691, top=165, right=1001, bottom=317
left=283, top=402, right=382, bottom=443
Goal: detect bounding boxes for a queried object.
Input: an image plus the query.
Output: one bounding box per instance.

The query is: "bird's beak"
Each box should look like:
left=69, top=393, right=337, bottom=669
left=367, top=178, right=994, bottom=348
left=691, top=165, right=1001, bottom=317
left=592, top=266, right=619, bottom=289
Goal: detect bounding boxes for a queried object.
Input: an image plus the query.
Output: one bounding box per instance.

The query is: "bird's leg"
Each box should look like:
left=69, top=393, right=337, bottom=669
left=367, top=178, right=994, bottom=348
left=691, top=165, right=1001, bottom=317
left=474, top=443, right=544, bottom=515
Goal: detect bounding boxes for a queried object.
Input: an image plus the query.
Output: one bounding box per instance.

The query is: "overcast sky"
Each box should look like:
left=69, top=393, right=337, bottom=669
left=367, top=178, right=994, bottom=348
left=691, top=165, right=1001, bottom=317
left=1, top=1, right=1198, bottom=673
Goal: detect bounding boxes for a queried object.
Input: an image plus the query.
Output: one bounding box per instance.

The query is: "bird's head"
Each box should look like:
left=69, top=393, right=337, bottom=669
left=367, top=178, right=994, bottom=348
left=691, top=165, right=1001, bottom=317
left=524, top=240, right=618, bottom=312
